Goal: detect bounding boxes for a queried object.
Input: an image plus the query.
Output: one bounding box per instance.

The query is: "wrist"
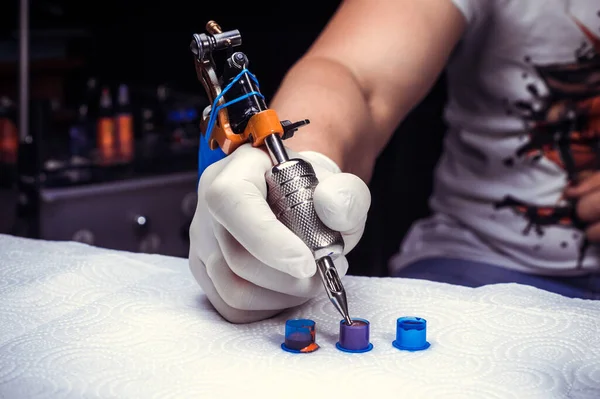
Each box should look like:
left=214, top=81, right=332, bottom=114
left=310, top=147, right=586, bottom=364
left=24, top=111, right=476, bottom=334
left=284, top=130, right=348, bottom=172
left=298, top=150, right=342, bottom=174
left=285, top=132, right=375, bottom=182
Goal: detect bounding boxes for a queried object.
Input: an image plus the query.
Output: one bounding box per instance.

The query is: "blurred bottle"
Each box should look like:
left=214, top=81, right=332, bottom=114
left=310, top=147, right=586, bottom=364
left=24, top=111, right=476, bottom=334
left=141, top=108, right=156, bottom=134
left=139, top=106, right=159, bottom=160
left=96, top=87, right=115, bottom=165
left=69, top=104, right=91, bottom=163
left=156, top=84, right=168, bottom=129
left=85, top=77, right=99, bottom=120
left=157, top=84, right=188, bottom=149
left=151, top=84, right=173, bottom=155
left=83, top=77, right=100, bottom=145
left=0, top=96, right=18, bottom=165
left=115, top=84, right=134, bottom=163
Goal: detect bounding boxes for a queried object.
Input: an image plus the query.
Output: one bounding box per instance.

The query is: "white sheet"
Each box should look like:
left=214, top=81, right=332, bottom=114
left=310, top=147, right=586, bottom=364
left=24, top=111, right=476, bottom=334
left=0, top=234, right=599, bottom=399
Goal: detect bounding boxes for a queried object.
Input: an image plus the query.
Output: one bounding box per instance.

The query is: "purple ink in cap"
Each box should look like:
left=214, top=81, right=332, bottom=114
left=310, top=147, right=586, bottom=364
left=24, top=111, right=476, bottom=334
left=336, top=318, right=373, bottom=353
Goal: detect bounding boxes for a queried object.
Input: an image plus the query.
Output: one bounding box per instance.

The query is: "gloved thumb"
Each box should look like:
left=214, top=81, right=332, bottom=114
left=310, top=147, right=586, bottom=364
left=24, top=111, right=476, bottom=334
left=312, top=171, right=371, bottom=254
left=314, top=172, right=370, bottom=228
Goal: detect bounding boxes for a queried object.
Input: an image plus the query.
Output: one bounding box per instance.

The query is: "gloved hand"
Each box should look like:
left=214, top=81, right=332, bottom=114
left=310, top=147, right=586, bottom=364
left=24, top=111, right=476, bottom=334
left=189, top=143, right=371, bottom=323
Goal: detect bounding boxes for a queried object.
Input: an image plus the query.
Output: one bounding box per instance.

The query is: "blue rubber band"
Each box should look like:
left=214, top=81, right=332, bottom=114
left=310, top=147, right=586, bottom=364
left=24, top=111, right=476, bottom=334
left=204, top=90, right=263, bottom=143
left=197, top=68, right=264, bottom=181
left=204, top=68, right=262, bottom=142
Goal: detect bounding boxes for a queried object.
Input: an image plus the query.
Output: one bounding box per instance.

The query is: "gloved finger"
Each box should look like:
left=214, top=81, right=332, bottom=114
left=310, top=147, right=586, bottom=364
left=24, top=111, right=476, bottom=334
left=188, top=254, right=281, bottom=324
left=313, top=172, right=370, bottom=252
left=338, top=218, right=367, bottom=254
left=213, top=222, right=349, bottom=297
left=190, top=157, right=307, bottom=319
left=204, top=250, right=311, bottom=311
left=190, top=156, right=230, bottom=264
left=197, top=151, right=232, bottom=193
left=313, top=173, right=370, bottom=232
left=205, top=144, right=316, bottom=278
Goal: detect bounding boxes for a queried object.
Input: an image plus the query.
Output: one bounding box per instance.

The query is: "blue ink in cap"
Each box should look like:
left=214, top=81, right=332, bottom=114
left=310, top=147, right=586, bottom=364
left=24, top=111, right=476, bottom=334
left=392, top=317, right=430, bottom=351
left=281, top=319, right=319, bottom=354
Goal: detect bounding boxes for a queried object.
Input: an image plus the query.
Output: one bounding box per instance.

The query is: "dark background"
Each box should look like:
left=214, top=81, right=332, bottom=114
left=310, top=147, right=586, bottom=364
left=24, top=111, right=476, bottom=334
left=0, top=1, right=342, bottom=96
left=0, top=0, right=447, bottom=276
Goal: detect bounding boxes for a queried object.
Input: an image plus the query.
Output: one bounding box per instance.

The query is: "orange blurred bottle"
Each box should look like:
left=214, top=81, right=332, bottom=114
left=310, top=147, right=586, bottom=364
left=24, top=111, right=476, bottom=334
left=0, top=97, right=18, bottom=165
left=96, top=87, right=115, bottom=165
left=115, top=84, right=134, bottom=163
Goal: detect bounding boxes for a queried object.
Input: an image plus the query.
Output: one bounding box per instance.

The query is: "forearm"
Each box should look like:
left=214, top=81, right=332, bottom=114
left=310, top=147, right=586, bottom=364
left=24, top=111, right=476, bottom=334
left=271, top=56, right=386, bottom=182
left=269, top=0, right=466, bottom=183
left=271, top=58, right=379, bottom=181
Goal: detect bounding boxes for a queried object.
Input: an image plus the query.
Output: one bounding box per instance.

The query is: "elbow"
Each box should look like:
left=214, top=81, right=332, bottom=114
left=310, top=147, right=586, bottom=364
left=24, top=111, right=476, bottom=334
left=279, top=54, right=393, bottom=181
left=298, top=53, right=398, bottom=137
left=295, top=53, right=375, bottom=116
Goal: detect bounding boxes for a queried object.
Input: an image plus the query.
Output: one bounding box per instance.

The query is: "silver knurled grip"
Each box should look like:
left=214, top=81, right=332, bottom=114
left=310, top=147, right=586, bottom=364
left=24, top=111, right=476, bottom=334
left=265, top=158, right=344, bottom=260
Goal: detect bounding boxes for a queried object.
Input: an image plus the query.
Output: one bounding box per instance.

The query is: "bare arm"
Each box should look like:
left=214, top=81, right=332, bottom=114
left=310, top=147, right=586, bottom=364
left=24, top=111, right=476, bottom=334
left=271, top=0, right=467, bottom=182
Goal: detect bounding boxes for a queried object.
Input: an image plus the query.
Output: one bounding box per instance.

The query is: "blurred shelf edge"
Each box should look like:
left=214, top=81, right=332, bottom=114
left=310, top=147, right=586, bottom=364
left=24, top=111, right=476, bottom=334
left=4, top=170, right=198, bottom=258
left=39, top=171, right=195, bottom=202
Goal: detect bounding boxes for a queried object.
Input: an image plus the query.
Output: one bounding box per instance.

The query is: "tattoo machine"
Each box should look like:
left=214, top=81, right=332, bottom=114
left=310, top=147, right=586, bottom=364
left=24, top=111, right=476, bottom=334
left=190, top=21, right=353, bottom=324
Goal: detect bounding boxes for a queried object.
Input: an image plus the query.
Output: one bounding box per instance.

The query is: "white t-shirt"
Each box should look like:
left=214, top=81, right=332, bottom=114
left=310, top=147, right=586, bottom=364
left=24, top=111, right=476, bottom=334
left=391, top=0, right=600, bottom=276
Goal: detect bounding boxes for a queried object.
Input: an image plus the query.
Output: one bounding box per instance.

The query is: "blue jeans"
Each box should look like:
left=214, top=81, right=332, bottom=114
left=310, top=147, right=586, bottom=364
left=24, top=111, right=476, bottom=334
left=392, top=257, right=600, bottom=300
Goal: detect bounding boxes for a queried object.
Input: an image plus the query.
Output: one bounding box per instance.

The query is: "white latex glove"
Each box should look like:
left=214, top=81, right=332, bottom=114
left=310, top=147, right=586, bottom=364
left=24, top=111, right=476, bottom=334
left=189, top=143, right=371, bottom=323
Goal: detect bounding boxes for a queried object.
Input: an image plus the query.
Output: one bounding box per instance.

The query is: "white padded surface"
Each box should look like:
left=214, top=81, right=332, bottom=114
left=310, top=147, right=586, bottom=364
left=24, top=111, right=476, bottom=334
left=1, top=234, right=599, bottom=398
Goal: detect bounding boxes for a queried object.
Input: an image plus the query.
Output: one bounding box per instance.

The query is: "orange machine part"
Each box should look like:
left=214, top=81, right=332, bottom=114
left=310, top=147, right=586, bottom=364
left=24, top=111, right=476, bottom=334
left=242, top=109, right=284, bottom=147
left=205, top=110, right=245, bottom=154
left=207, top=109, right=284, bottom=155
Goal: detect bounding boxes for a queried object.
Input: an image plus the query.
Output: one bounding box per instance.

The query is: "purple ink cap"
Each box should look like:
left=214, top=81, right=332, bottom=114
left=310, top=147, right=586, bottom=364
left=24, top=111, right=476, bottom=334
left=336, top=318, right=373, bottom=353
left=281, top=319, right=319, bottom=354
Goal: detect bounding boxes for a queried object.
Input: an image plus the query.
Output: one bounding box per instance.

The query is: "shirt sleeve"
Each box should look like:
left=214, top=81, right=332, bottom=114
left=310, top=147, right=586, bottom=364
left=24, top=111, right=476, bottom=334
left=450, top=0, right=492, bottom=27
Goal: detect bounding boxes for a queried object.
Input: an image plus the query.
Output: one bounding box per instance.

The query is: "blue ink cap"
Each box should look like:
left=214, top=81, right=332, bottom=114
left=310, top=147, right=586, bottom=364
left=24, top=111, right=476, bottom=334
left=392, top=317, right=430, bottom=351
left=281, top=319, right=319, bottom=354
